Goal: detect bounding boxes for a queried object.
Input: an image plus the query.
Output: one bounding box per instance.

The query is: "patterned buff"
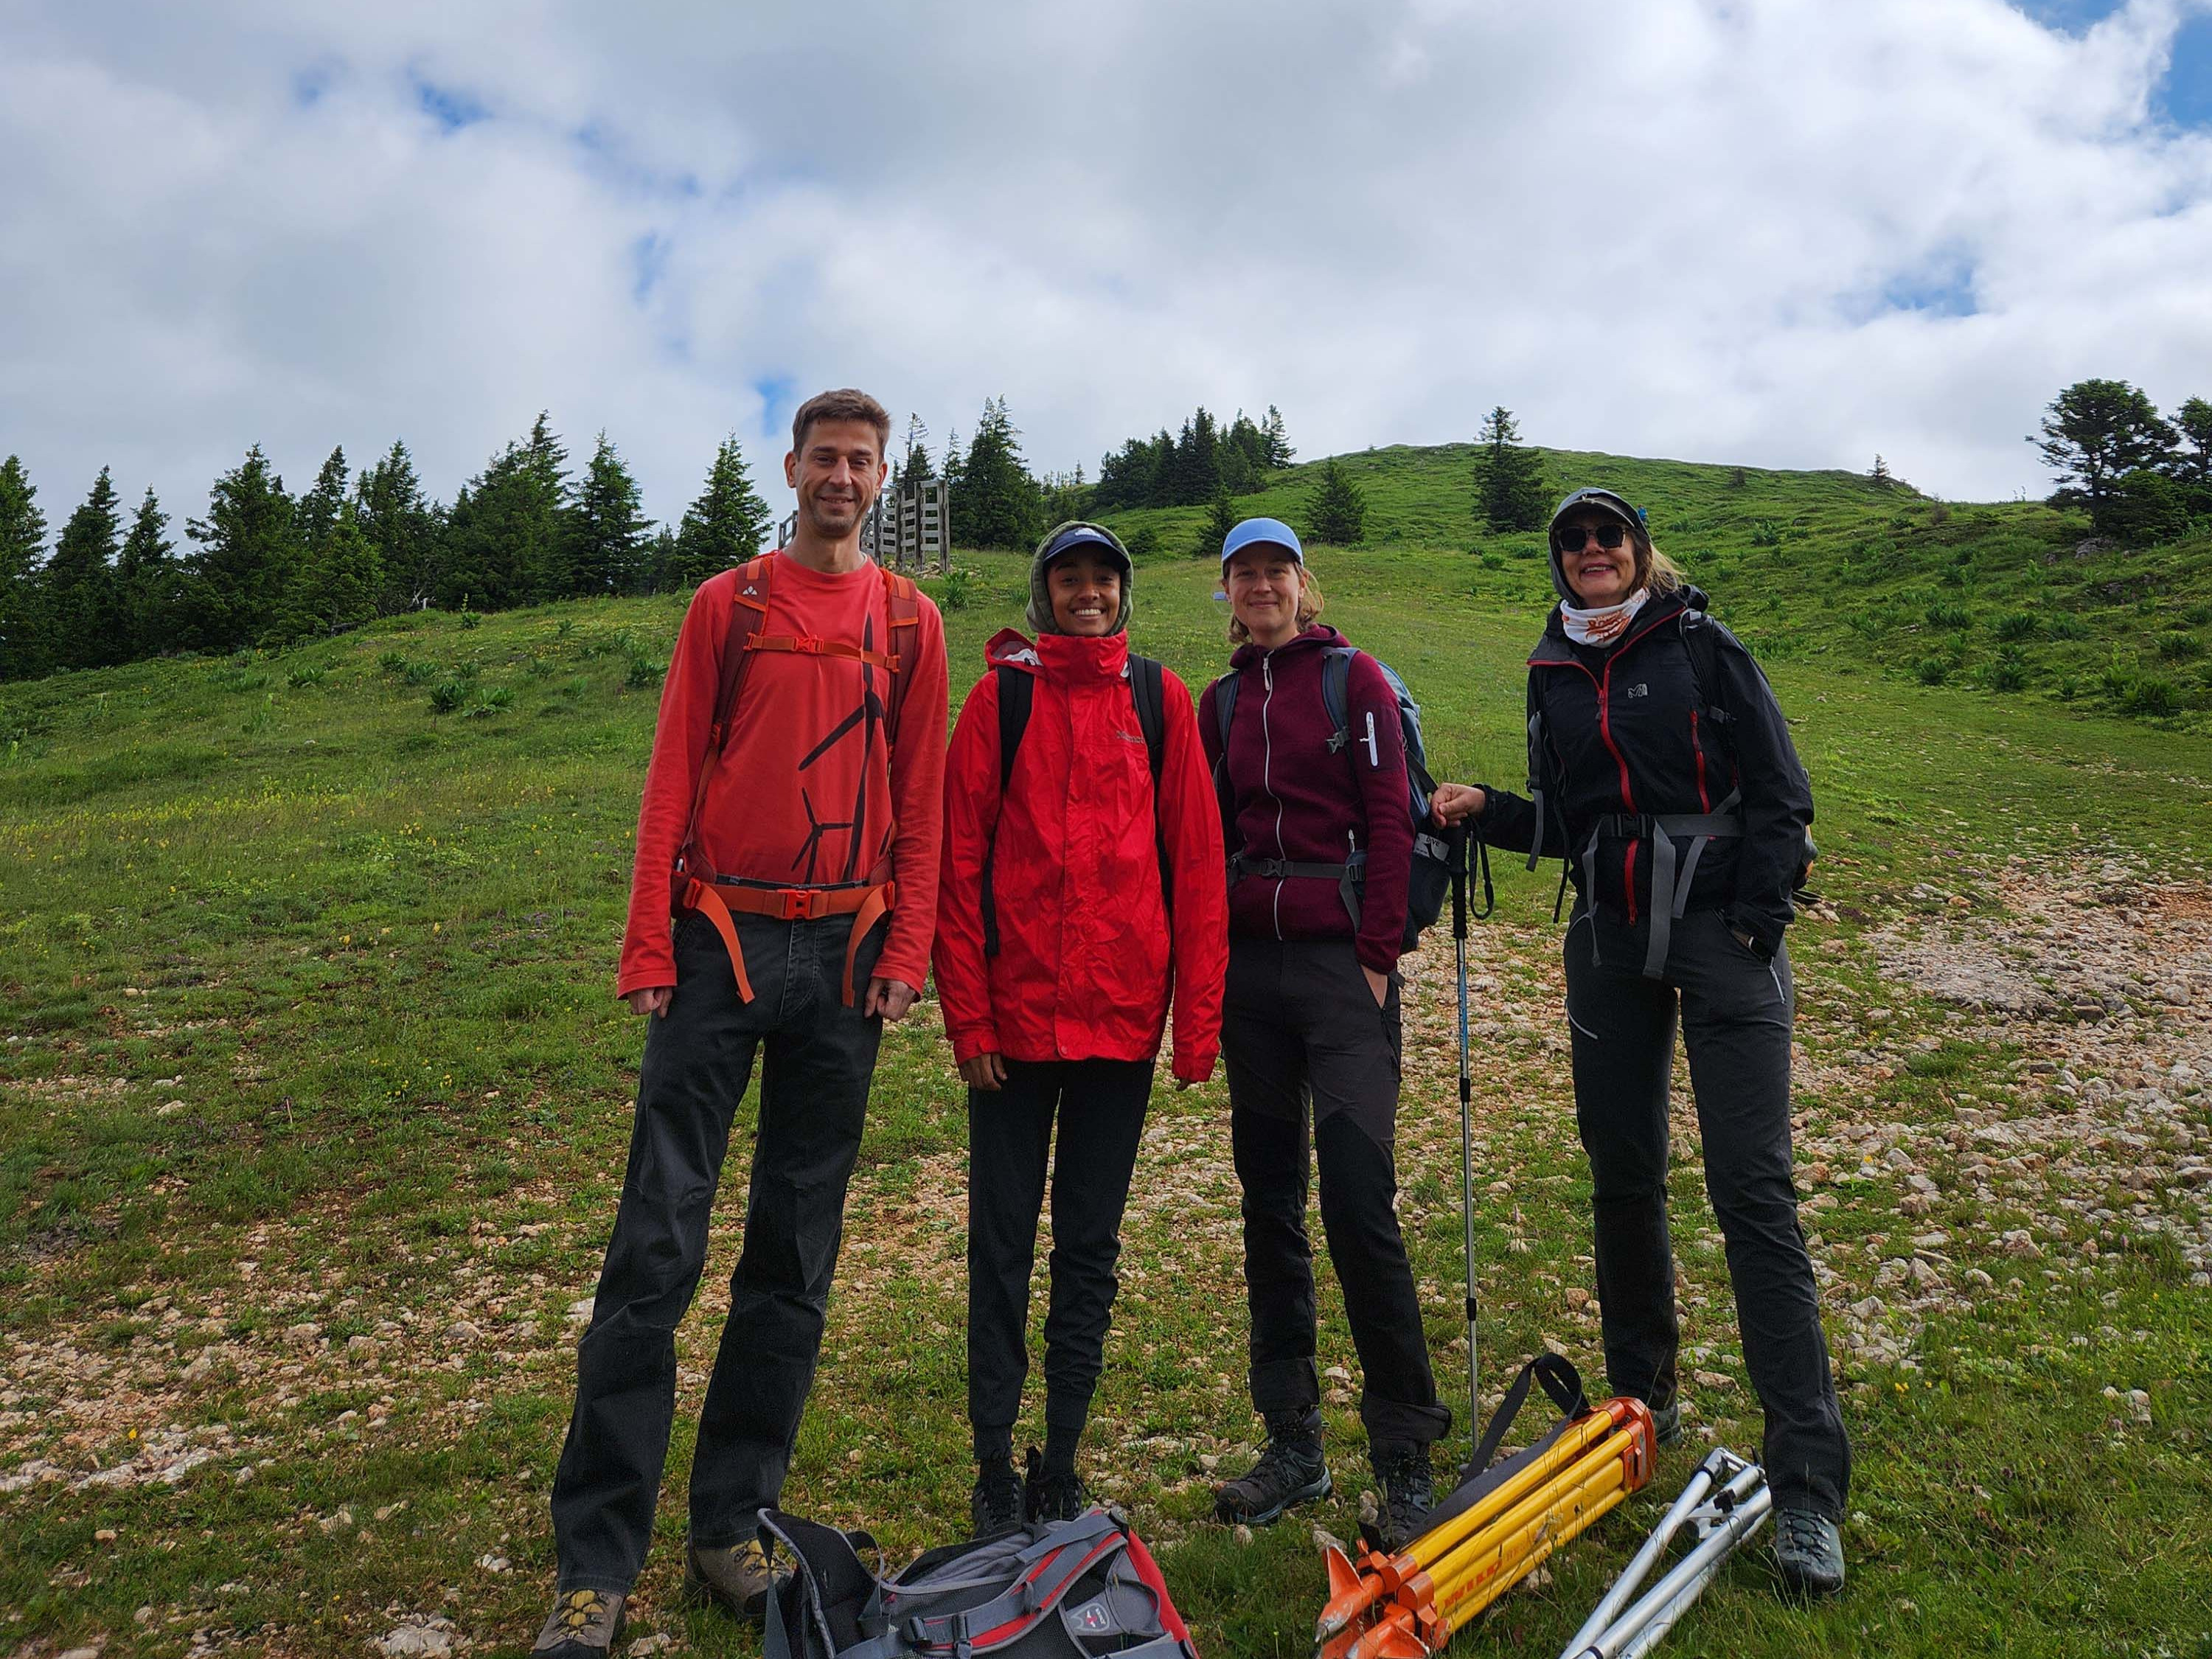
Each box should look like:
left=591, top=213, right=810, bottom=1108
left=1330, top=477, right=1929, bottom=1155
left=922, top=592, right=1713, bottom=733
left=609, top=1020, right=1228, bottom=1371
left=1560, top=588, right=1649, bottom=647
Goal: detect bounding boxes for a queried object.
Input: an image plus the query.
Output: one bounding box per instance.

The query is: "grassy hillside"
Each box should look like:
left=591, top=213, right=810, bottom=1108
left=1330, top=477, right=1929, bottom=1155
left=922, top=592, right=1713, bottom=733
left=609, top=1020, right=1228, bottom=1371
left=1099, top=443, right=2212, bottom=728
left=1, top=535, right=2210, bottom=1658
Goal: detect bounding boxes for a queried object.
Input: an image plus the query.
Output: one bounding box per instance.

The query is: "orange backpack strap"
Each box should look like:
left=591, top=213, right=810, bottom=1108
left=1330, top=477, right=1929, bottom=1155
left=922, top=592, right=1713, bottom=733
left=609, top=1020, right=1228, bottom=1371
left=712, top=554, right=774, bottom=752
left=880, top=567, right=922, bottom=740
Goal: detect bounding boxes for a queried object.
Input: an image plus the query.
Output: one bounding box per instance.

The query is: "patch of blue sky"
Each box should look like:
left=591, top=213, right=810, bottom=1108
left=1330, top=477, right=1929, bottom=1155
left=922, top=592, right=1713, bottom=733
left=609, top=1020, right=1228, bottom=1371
left=2008, top=0, right=2125, bottom=36
left=411, top=74, right=489, bottom=133
left=2155, top=15, right=2212, bottom=127
left=573, top=122, right=705, bottom=201
left=754, top=376, right=798, bottom=439
left=292, top=63, right=337, bottom=108
left=630, top=233, right=671, bottom=306
left=1837, top=258, right=1980, bottom=325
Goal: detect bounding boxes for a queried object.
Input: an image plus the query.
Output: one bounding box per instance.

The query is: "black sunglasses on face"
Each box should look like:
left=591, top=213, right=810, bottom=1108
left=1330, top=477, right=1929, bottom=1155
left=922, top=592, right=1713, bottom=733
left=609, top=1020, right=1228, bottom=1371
left=1555, top=524, right=1627, bottom=552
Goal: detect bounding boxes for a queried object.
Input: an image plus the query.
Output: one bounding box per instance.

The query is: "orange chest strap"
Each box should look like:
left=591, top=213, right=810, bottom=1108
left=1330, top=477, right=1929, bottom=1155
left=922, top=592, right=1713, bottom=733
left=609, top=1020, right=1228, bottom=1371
left=681, top=876, right=898, bottom=1009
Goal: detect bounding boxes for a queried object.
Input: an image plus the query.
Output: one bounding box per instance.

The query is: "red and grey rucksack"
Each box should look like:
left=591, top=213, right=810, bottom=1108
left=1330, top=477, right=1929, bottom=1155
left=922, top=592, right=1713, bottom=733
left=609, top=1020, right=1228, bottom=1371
left=761, top=1508, right=1200, bottom=1659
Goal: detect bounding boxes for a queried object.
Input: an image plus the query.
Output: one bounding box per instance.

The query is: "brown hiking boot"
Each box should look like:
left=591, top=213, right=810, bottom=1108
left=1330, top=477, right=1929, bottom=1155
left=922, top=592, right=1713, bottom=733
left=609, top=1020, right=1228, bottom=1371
left=530, top=1589, right=626, bottom=1658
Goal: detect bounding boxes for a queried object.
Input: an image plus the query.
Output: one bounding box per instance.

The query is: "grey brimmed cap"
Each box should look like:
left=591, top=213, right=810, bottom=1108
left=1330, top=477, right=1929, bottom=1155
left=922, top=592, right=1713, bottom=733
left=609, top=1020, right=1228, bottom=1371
left=1547, top=488, right=1646, bottom=603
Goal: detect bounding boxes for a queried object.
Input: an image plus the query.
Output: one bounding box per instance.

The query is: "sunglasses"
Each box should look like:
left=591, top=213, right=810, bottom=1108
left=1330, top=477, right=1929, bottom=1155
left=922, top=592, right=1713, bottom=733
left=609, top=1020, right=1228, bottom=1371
left=1555, top=524, right=1627, bottom=553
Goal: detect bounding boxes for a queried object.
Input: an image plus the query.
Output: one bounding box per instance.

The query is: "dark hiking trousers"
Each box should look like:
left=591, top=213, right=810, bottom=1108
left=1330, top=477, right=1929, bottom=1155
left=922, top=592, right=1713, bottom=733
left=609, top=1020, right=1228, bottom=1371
left=550, top=908, right=888, bottom=1594
left=1221, top=936, right=1451, bottom=1450
left=966, top=1057, right=1155, bottom=1458
left=1562, top=903, right=1851, bottom=1520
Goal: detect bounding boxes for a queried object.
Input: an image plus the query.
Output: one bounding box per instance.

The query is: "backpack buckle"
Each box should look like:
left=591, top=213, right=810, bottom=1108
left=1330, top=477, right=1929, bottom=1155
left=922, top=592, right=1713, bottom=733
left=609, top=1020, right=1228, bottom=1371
left=778, top=888, right=829, bottom=919
left=792, top=634, right=824, bottom=655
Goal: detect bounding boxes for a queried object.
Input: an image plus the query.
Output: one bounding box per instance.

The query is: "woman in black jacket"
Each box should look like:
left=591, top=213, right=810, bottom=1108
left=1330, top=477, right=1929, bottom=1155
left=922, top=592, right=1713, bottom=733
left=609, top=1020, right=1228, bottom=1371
left=1430, top=488, right=1849, bottom=1598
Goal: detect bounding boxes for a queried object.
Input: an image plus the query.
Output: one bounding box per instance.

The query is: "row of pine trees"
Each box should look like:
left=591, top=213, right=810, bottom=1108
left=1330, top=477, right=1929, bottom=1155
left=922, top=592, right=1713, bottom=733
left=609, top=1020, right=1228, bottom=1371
left=0, top=417, right=777, bottom=683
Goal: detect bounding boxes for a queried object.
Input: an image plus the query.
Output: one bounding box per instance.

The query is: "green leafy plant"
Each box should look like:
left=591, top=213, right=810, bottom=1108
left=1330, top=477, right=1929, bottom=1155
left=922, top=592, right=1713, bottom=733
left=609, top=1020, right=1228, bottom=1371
left=429, top=680, right=467, bottom=714
left=285, top=665, right=327, bottom=689
left=1926, top=600, right=1972, bottom=630
left=2155, top=631, right=2204, bottom=662
left=1915, top=655, right=1952, bottom=686
left=625, top=655, right=663, bottom=690
left=1992, top=612, right=2040, bottom=641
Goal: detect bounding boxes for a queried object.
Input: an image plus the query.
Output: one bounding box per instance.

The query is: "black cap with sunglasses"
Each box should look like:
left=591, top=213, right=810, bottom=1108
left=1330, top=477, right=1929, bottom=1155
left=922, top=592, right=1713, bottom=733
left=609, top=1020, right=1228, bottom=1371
left=1546, top=487, right=1646, bottom=603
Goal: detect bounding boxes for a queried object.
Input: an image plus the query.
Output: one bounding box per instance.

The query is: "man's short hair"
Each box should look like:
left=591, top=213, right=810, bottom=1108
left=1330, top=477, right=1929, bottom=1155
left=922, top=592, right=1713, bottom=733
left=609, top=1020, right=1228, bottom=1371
left=790, top=389, right=891, bottom=457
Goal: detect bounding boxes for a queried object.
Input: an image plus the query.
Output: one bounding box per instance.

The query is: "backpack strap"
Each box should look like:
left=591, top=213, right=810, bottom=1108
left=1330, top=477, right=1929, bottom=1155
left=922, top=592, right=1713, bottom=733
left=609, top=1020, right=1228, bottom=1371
left=1209, top=672, right=1241, bottom=865
left=1320, top=646, right=1355, bottom=754
left=852, top=1514, right=1128, bottom=1659
left=760, top=1509, right=880, bottom=1659
left=1128, top=655, right=1172, bottom=919
left=880, top=567, right=922, bottom=739
left=979, top=664, right=1034, bottom=960
left=713, top=554, right=775, bottom=752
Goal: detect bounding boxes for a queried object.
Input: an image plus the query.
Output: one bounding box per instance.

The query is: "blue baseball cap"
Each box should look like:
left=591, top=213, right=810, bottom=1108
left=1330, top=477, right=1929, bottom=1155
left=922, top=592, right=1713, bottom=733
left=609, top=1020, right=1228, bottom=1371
left=1220, top=517, right=1304, bottom=570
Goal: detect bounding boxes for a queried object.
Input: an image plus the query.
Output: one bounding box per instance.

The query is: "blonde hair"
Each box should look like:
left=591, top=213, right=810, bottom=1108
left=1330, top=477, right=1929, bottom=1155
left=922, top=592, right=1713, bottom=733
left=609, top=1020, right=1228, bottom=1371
left=1227, top=566, right=1326, bottom=645
left=1634, top=528, right=1686, bottom=596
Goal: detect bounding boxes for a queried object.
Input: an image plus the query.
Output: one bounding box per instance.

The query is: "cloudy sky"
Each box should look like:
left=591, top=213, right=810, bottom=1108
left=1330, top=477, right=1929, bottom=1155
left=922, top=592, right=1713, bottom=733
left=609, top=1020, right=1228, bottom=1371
left=3, top=0, right=2210, bottom=531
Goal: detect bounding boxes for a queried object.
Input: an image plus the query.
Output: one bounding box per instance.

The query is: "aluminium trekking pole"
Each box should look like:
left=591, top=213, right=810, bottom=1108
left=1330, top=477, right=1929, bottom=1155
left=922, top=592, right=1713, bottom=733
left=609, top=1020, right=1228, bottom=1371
left=1447, top=822, right=1493, bottom=1464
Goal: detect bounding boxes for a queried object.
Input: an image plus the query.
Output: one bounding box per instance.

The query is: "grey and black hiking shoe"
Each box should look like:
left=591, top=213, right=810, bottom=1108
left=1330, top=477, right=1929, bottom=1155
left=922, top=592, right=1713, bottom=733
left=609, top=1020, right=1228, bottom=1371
left=972, top=1453, right=1026, bottom=1537
left=1773, top=1508, right=1846, bottom=1598
left=1649, top=1397, right=1683, bottom=1447
left=531, top=1589, right=626, bottom=1658
left=1024, top=1447, right=1091, bottom=1523
left=1371, top=1443, right=1436, bottom=1552
left=1214, top=1411, right=1331, bottom=1526
left=684, top=1538, right=778, bottom=1624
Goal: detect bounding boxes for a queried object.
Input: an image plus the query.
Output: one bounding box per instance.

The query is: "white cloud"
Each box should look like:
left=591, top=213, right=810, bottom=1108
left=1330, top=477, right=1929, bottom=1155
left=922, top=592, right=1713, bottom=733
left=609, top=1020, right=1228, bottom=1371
left=2, top=0, right=2210, bottom=529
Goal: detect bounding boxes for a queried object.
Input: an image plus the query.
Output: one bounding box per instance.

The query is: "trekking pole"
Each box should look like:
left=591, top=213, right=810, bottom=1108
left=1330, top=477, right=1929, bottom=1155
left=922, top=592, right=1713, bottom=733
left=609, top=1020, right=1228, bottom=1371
left=1449, top=823, right=1478, bottom=1461
left=1557, top=1448, right=1770, bottom=1659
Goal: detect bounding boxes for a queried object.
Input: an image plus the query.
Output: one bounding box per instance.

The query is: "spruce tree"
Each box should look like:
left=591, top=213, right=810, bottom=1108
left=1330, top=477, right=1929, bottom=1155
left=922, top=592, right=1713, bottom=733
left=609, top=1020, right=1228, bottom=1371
left=897, top=414, right=933, bottom=487
left=274, top=503, right=383, bottom=641
left=355, top=441, right=439, bottom=612
left=959, top=397, right=1044, bottom=550
left=1175, top=408, right=1223, bottom=505
left=1197, top=488, right=1239, bottom=563
left=2171, top=396, right=2212, bottom=487
left=0, top=455, right=49, bottom=681
left=1473, top=406, right=1548, bottom=532
left=1262, top=406, right=1295, bottom=469
left=187, top=446, right=298, bottom=650
left=1870, top=453, right=1893, bottom=487
left=675, top=435, right=773, bottom=587
left=298, top=445, right=349, bottom=553
left=568, top=431, right=652, bottom=596
left=1309, top=459, right=1368, bottom=546
left=442, top=416, right=568, bottom=609
left=45, top=467, right=125, bottom=670
left=116, top=486, right=179, bottom=661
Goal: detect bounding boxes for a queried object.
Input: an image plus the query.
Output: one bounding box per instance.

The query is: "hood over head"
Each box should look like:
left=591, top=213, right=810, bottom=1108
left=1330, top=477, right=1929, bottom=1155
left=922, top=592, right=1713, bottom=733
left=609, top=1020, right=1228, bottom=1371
left=1026, top=521, right=1134, bottom=636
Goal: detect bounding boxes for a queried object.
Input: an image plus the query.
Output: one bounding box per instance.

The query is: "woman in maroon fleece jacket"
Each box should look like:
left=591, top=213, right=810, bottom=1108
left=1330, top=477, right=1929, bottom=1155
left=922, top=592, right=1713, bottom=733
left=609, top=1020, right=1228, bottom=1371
left=1197, top=518, right=1447, bottom=1551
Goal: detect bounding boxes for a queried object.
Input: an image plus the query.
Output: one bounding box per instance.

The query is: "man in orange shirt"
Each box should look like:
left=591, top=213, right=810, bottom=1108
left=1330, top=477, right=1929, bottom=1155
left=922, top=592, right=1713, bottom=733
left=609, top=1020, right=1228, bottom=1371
left=535, top=390, right=948, bottom=1659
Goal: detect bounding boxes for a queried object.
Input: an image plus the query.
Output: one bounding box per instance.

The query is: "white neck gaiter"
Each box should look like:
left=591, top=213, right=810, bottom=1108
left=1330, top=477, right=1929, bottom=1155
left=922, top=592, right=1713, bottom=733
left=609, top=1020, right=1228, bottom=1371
left=1560, top=588, right=1649, bottom=647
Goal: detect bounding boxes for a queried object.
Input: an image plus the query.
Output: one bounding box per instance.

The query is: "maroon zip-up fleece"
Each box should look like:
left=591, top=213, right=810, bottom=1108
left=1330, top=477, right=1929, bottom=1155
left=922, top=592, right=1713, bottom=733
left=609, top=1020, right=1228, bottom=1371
left=1197, top=625, right=1413, bottom=974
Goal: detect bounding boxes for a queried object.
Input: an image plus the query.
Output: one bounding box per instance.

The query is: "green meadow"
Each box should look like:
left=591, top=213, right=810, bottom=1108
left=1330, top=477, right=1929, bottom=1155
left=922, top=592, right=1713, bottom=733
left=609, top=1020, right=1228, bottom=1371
left=3, top=444, right=2210, bottom=1658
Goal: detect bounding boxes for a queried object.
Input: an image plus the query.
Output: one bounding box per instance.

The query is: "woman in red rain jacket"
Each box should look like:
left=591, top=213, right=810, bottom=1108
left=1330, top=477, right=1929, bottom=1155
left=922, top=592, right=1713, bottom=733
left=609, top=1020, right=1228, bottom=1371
left=933, top=521, right=1227, bottom=1535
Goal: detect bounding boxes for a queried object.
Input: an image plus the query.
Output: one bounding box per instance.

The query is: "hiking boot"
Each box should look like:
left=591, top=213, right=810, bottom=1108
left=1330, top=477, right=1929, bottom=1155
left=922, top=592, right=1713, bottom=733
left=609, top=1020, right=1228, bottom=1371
left=1024, top=1447, right=1091, bottom=1523
left=531, top=1589, right=626, bottom=1658
left=1214, top=1410, right=1331, bottom=1526
left=1371, top=1443, right=1436, bottom=1552
left=971, top=1453, right=1026, bottom=1537
left=1649, top=1397, right=1682, bottom=1447
left=1773, top=1507, right=1846, bottom=1599
left=684, top=1538, right=778, bottom=1624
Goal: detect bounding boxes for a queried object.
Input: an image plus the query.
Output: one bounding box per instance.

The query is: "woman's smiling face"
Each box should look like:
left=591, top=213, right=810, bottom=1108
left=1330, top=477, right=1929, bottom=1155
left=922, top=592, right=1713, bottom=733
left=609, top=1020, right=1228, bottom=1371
left=1557, top=512, right=1638, bottom=608
left=1047, top=551, right=1121, bottom=636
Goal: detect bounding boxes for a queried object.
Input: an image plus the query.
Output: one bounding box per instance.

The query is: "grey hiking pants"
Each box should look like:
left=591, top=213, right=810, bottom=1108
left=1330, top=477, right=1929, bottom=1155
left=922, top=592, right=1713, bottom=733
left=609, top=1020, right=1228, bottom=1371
left=1562, top=902, right=1850, bottom=1520
left=550, top=908, right=887, bottom=1594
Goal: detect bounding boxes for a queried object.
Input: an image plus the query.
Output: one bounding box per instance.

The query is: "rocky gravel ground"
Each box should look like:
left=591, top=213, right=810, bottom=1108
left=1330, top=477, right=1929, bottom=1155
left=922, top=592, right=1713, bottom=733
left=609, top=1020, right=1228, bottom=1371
left=5, top=857, right=2209, bottom=1655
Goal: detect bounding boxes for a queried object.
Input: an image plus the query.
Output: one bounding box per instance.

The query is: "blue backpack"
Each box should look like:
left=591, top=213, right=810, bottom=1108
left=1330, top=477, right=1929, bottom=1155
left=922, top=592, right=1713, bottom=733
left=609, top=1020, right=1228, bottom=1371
left=1212, top=645, right=1454, bottom=950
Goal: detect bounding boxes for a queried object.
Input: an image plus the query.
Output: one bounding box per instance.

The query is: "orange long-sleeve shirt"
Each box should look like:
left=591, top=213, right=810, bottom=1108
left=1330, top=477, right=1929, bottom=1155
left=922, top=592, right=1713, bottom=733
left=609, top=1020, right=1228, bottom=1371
left=618, top=554, right=949, bottom=999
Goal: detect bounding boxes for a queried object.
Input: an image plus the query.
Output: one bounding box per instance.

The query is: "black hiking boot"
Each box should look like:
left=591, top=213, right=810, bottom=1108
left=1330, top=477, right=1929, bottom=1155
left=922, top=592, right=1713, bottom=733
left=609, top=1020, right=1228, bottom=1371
left=1371, top=1443, right=1436, bottom=1552
left=1024, top=1447, right=1092, bottom=1523
left=683, top=1538, right=778, bottom=1624
left=971, top=1453, right=1026, bottom=1537
left=530, top=1589, right=627, bottom=1658
left=1774, top=1507, right=1846, bottom=1598
left=1213, top=1409, right=1331, bottom=1527
left=1649, top=1397, right=1682, bottom=1447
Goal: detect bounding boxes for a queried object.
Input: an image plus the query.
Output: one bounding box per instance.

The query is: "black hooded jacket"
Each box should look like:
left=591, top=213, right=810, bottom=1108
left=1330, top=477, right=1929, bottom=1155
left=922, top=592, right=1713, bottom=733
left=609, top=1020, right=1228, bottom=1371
left=1477, top=585, right=1814, bottom=954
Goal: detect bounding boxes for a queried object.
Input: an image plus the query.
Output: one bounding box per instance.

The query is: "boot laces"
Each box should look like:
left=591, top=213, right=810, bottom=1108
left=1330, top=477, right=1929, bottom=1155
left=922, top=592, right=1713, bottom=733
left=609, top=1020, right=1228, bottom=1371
left=1778, top=1509, right=1833, bottom=1557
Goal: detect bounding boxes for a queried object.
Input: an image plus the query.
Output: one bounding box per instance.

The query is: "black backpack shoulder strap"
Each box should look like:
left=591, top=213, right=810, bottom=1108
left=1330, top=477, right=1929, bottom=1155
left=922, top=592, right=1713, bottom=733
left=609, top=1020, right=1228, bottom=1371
left=1321, top=645, right=1354, bottom=754
left=760, top=1510, right=879, bottom=1659
left=1127, top=655, right=1166, bottom=785
left=1677, top=609, right=1733, bottom=728
left=1211, top=671, right=1241, bottom=861
left=995, top=663, right=1034, bottom=790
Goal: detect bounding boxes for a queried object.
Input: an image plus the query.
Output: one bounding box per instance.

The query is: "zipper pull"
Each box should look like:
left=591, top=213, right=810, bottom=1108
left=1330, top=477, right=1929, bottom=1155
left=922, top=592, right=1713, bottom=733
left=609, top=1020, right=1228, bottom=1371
left=1262, top=657, right=1273, bottom=691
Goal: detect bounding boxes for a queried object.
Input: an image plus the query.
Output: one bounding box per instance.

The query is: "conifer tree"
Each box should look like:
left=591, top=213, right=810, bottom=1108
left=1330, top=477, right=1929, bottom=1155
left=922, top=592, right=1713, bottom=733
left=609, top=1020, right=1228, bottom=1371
left=644, top=526, right=682, bottom=592
left=45, top=467, right=125, bottom=670
left=959, top=397, right=1044, bottom=550
left=0, top=455, right=49, bottom=681
left=442, top=415, right=568, bottom=609
left=2171, top=396, right=2212, bottom=487
left=297, top=445, right=349, bottom=553
left=675, top=435, right=773, bottom=587
left=187, top=446, right=298, bottom=650
left=940, top=427, right=964, bottom=493
left=1262, top=405, right=1295, bottom=469
left=1870, top=453, right=1893, bottom=487
left=1175, top=408, right=1224, bottom=505
left=274, top=503, right=383, bottom=641
left=1196, top=488, right=1239, bottom=563
left=116, top=486, right=179, bottom=661
left=355, top=440, right=439, bottom=612
left=897, top=414, right=933, bottom=488
left=2029, top=379, right=2177, bottom=535
left=1309, top=459, right=1368, bottom=546
left=1473, top=406, right=1548, bottom=532
left=567, top=431, right=652, bottom=596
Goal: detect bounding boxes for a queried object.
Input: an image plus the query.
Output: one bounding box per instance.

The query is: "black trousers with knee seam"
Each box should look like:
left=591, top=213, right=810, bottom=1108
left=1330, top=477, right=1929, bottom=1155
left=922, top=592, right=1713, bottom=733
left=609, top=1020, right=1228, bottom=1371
left=965, top=1057, right=1154, bottom=1455
left=549, top=908, right=886, bottom=1594
left=1220, top=935, right=1450, bottom=1450
left=1564, top=903, right=1850, bottom=1520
